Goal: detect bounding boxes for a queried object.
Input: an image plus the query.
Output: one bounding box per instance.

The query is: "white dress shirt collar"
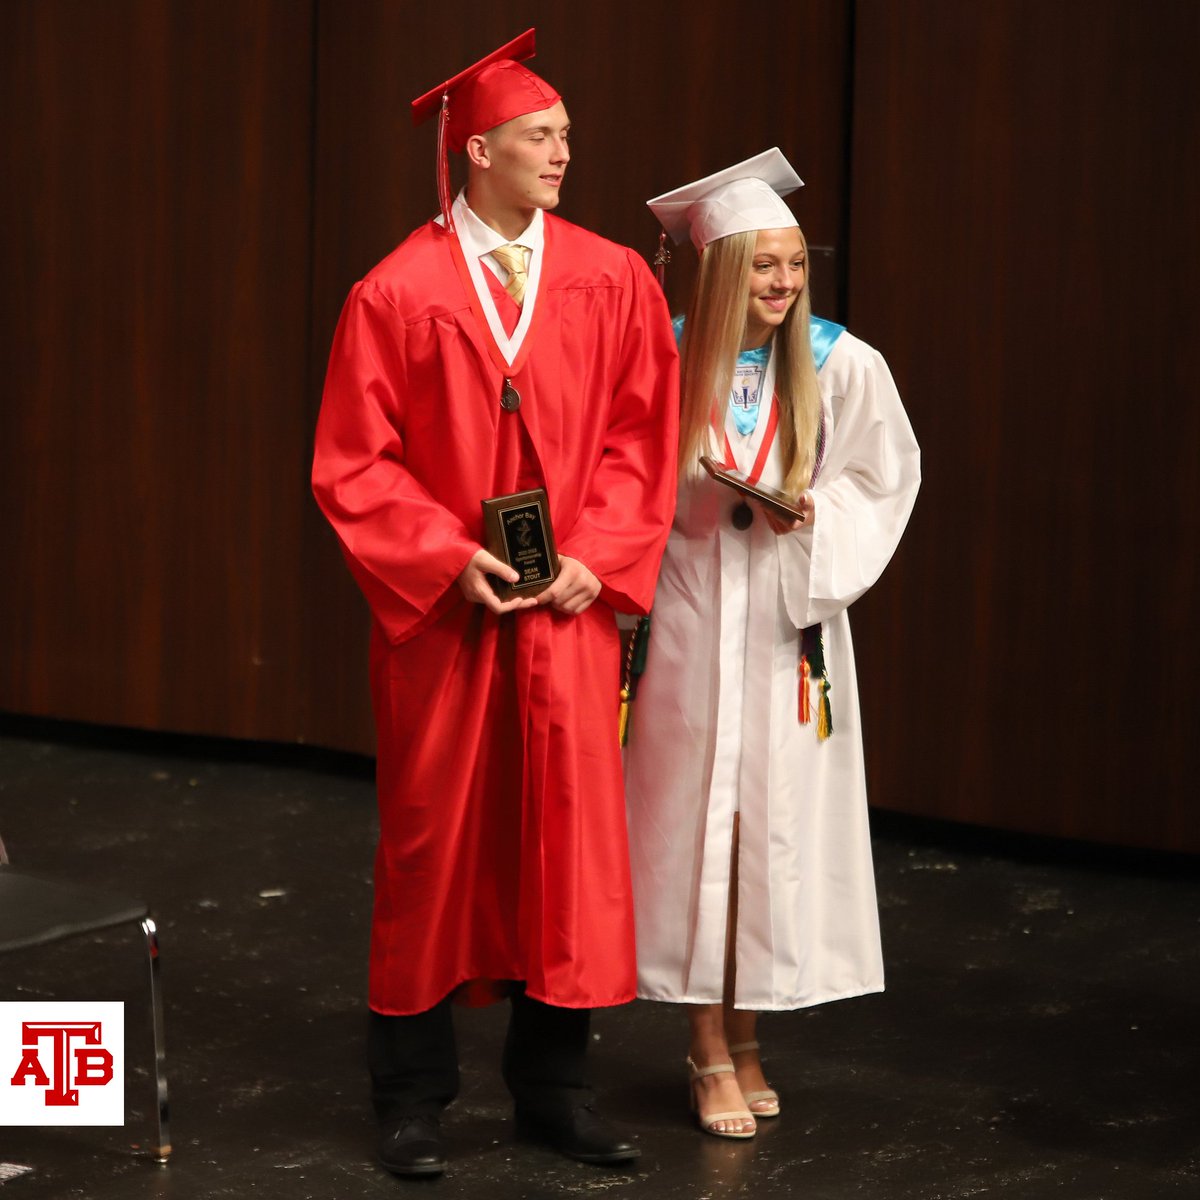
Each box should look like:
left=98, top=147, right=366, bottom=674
left=453, top=193, right=544, bottom=259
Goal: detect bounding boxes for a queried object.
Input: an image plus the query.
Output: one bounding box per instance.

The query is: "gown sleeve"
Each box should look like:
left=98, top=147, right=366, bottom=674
left=777, top=334, right=921, bottom=629
left=312, top=280, right=480, bottom=644
left=555, top=249, right=680, bottom=615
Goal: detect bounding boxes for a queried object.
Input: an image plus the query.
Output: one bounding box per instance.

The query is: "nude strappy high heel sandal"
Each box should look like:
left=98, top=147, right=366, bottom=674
left=728, top=1041, right=780, bottom=1117
left=687, top=1057, right=757, bottom=1139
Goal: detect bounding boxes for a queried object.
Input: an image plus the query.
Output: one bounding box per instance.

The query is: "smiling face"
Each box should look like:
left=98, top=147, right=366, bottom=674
left=466, top=101, right=571, bottom=235
left=742, top=226, right=806, bottom=349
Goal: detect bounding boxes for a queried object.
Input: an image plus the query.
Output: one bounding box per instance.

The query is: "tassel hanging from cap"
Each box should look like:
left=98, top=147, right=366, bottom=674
left=798, top=654, right=812, bottom=724
left=436, top=90, right=455, bottom=234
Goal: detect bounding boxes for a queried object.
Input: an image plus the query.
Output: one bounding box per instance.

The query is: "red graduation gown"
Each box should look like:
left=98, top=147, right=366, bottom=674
left=312, top=214, right=679, bottom=1015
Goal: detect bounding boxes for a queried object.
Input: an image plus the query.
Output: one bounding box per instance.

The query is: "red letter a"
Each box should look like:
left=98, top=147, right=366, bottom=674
left=10, top=1050, right=51, bottom=1087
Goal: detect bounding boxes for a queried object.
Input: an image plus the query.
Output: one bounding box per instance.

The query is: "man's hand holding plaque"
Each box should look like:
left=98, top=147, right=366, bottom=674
left=457, top=548, right=541, bottom=615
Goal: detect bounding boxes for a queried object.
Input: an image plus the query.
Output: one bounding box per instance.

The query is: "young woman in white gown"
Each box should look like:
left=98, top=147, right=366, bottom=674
left=626, top=150, right=920, bottom=1138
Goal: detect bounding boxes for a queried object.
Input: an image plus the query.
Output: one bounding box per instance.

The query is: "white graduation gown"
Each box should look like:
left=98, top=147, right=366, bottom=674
left=624, top=328, right=921, bottom=1010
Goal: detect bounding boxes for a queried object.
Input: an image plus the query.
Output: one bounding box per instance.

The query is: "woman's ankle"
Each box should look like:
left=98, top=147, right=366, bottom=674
left=687, top=1005, right=732, bottom=1066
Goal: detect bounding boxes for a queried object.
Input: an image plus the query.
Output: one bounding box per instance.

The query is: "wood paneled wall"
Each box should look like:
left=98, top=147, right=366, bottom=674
left=2, top=1, right=1196, bottom=850
left=846, top=0, right=1200, bottom=851
left=0, top=0, right=318, bottom=743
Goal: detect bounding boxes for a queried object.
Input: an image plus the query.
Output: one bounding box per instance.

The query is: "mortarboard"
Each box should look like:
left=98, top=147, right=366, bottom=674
left=647, top=149, right=803, bottom=253
left=411, top=29, right=561, bottom=231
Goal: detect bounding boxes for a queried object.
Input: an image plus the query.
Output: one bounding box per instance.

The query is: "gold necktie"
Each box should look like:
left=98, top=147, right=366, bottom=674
left=491, top=243, right=528, bottom=307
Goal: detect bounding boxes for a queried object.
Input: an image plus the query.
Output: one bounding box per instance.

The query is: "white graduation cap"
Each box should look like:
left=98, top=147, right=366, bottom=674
left=647, top=148, right=803, bottom=252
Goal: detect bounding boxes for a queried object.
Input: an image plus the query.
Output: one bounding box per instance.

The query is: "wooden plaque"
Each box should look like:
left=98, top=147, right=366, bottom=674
left=698, top=456, right=807, bottom=523
left=480, top=488, right=560, bottom=600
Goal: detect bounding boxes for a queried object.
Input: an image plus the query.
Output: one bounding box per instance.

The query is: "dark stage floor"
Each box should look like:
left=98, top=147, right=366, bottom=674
left=0, top=719, right=1196, bottom=1199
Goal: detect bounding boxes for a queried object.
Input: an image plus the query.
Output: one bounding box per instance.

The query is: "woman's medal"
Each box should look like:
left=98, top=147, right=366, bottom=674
left=717, top=392, right=781, bottom=531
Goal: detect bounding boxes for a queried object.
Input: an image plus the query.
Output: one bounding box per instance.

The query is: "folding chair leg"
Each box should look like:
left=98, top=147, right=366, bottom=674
left=140, top=916, right=171, bottom=1162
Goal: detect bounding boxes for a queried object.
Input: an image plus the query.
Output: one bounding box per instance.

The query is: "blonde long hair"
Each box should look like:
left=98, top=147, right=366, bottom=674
left=677, top=228, right=822, bottom=496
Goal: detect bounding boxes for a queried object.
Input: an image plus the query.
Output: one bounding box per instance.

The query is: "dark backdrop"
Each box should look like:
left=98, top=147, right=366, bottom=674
left=2, top=0, right=1197, bottom=852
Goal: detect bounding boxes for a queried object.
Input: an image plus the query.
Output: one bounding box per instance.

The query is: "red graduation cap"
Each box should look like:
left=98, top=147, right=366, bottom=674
left=411, top=28, right=561, bottom=232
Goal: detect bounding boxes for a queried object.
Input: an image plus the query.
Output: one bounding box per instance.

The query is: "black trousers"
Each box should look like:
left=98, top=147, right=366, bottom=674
left=368, top=985, right=593, bottom=1122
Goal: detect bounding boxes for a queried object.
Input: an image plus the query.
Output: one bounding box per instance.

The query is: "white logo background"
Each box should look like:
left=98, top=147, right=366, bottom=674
left=0, top=1001, right=124, bottom=1126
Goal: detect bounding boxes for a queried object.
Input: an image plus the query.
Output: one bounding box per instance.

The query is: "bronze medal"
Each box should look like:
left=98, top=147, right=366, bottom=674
left=500, top=378, right=521, bottom=412
left=732, top=501, right=753, bottom=530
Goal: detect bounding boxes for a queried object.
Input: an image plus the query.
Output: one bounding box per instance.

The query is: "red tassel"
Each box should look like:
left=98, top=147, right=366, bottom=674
left=436, top=91, right=455, bottom=233
left=798, top=654, right=811, bottom=724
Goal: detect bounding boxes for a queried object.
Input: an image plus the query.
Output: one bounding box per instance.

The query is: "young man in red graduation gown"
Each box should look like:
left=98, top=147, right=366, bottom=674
left=311, top=30, right=678, bottom=1177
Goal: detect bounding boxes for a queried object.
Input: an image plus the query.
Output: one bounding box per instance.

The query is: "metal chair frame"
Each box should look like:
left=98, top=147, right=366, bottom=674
left=0, top=853, right=171, bottom=1163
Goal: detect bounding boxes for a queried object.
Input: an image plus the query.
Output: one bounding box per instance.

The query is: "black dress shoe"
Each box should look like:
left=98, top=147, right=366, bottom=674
left=379, top=1112, right=446, bottom=1177
left=515, top=1103, right=640, bottom=1165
